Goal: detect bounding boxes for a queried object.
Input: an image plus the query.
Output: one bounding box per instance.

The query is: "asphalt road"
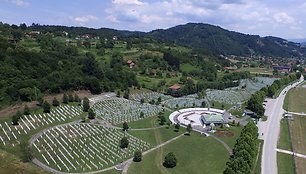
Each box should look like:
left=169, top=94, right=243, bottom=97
left=259, top=75, right=304, bottom=174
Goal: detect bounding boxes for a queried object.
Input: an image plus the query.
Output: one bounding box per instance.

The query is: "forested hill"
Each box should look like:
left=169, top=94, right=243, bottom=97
left=148, top=23, right=306, bottom=57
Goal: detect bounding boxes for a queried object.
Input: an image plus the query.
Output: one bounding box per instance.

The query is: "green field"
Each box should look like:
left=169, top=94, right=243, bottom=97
left=284, top=87, right=306, bottom=113
left=240, top=67, right=273, bottom=75
left=129, top=125, right=184, bottom=146
left=289, top=115, right=306, bottom=154
left=277, top=152, right=296, bottom=174
left=120, top=111, right=172, bottom=129
left=0, top=149, right=49, bottom=174
left=180, top=63, right=197, bottom=73
left=278, top=119, right=293, bottom=151
left=215, top=126, right=243, bottom=148
left=128, top=133, right=229, bottom=174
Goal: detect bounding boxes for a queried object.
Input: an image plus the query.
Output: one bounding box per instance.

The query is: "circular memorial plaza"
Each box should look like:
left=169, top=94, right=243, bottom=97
left=169, top=108, right=227, bottom=129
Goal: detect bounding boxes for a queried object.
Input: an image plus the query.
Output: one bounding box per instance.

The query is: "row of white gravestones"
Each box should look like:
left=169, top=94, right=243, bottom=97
left=0, top=105, right=82, bottom=146
left=33, top=123, right=151, bottom=172
left=130, top=92, right=172, bottom=102
left=164, top=97, right=205, bottom=109
left=92, top=97, right=163, bottom=124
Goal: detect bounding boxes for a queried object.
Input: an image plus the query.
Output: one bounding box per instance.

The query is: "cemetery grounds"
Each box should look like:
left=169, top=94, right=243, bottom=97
left=0, top=77, right=277, bottom=174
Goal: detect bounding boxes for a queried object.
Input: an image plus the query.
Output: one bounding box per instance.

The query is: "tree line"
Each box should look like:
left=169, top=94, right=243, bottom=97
left=247, top=73, right=300, bottom=117
left=224, top=122, right=258, bottom=174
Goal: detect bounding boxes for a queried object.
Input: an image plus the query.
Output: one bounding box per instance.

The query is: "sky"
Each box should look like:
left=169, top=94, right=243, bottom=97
left=1, top=0, right=306, bottom=40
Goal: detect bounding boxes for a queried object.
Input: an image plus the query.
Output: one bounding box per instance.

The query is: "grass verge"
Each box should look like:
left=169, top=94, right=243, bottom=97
left=277, top=152, right=296, bottom=174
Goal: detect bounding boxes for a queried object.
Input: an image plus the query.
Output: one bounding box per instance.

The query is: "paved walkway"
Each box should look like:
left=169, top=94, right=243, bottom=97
left=287, top=111, right=306, bottom=116
left=276, top=148, right=306, bottom=159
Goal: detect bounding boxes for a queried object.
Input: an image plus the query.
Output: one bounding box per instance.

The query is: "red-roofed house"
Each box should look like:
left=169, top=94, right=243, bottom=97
left=169, top=84, right=181, bottom=92
left=127, top=59, right=135, bottom=68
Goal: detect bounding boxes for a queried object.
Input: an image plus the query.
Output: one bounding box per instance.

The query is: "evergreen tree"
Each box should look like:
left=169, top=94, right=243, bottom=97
left=68, top=93, right=74, bottom=102
left=63, top=93, right=69, bottom=104
left=12, top=111, right=22, bottom=125
left=201, top=101, right=206, bottom=108
left=163, top=152, right=177, bottom=168
left=24, top=105, right=30, bottom=115
left=88, top=108, right=96, bottom=119
left=175, top=123, right=180, bottom=132
left=52, top=97, right=60, bottom=107
left=133, top=150, right=142, bottom=162
left=123, top=122, right=129, bottom=131
left=120, top=137, right=129, bottom=148
left=123, top=90, right=129, bottom=99
left=37, top=96, right=44, bottom=106
left=140, top=98, right=145, bottom=104
left=74, top=94, right=80, bottom=102
left=43, top=101, right=51, bottom=113
left=140, top=112, right=144, bottom=118
left=186, top=124, right=192, bottom=134
left=83, top=97, right=90, bottom=112
left=160, top=115, right=166, bottom=125
left=116, top=91, right=121, bottom=97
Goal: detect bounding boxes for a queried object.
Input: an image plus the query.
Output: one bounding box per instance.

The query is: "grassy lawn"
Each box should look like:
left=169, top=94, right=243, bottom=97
left=253, top=140, right=263, bottom=174
left=289, top=115, right=306, bottom=154
left=125, top=110, right=172, bottom=129
left=0, top=150, right=49, bottom=174
left=284, top=87, right=306, bottom=113
left=215, top=126, right=243, bottom=149
left=128, top=125, right=185, bottom=146
left=277, top=152, right=296, bottom=174
left=128, top=133, right=229, bottom=174
left=211, top=101, right=232, bottom=110
left=180, top=63, right=197, bottom=73
left=278, top=119, right=293, bottom=151
left=240, top=67, right=273, bottom=75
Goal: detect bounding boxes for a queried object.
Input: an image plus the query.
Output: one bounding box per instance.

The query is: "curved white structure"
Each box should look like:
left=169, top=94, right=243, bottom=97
left=169, top=108, right=225, bottom=127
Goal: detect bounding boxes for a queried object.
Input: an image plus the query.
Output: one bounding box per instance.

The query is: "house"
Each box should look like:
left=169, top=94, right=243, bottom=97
left=113, top=36, right=118, bottom=40
left=272, top=66, right=291, bottom=73
left=26, top=31, right=40, bottom=38
left=127, top=59, right=135, bottom=68
left=169, top=84, right=181, bottom=92
left=149, top=69, right=157, bottom=76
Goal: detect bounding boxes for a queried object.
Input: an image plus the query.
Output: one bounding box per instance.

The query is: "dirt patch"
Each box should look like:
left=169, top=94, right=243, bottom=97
left=215, top=130, right=234, bottom=137
left=0, top=90, right=92, bottom=118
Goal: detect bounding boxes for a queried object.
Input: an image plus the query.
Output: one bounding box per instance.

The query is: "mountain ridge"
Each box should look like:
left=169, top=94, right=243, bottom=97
left=147, top=23, right=306, bottom=57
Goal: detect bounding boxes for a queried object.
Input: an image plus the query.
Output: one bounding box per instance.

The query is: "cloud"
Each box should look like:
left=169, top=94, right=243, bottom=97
left=9, top=0, right=29, bottom=7
left=273, top=12, right=295, bottom=25
left=73, top=15, right=98, bottom=23
left=112, top=0, right=145, bottom=6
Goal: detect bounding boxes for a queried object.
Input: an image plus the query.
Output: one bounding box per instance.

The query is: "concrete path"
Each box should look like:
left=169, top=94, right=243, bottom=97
left=276, top=148, right=306, bottom=159
left=258, top=76, right=304, bottom=174
left=287, top=111, right=306, bottom=116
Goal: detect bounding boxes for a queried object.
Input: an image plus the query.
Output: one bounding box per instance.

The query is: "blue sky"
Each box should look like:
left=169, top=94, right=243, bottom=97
left=1, top=0, right=306, bottom=39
